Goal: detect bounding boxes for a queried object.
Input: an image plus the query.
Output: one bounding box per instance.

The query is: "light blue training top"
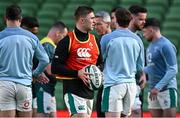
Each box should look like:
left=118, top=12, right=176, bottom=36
left=144, top=36, right=177, bottom=91
left=0, top=27, right=49, bottom=86
left=101, top=29, right=144, bottom=88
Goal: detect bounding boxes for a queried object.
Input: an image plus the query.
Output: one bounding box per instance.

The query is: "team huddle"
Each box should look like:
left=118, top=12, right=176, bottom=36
left=0, top=3, right=178, bottom=118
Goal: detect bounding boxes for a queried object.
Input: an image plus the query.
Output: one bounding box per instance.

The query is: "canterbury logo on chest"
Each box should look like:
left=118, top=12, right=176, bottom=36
left=77, top=48, right=91, bottom=58
left=68, top=31, right=99, bottom=61
left=56, top=31, right=100, bottom=80
left=66, top=31, right=99, bottom=69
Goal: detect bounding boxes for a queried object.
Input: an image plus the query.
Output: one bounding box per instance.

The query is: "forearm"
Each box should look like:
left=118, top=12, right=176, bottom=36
left=155, top=65, right=177, bottom=90
left=51, top=62, right=78, bottom=77
left=33, top=60, right=49, bottom=77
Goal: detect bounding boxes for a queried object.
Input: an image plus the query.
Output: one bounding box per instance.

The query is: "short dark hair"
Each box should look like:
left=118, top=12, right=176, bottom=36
left=115, top=7, right=132, bottom=27
left=6, top=4, right=22, bottom=20
left=21, top=16, right=39, bottom=28
left=144, top=18, right=160, bottom=28
left=52, top=21, right=68, bottom=32
left=128, top=5, right=147, bottom=15
left=74, top=6, right=94, bottom=21
left=111, top=6, right=122, bottom=13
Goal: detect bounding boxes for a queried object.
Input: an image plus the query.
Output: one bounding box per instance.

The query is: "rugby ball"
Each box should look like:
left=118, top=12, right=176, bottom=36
left=85, top=65, right=103, bottom=90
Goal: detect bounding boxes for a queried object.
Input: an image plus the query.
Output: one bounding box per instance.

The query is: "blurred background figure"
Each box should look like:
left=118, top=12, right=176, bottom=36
left=21, top=16, right=39, bottom=35
left=128, top=5, right=147, bottom=33
left=95, top=10, right=111, bottom=118
left=21, top=16, right=40, bottom=117
left=101, top=7, right=145, bottom=118
left=51, top=6, right=102, bottom=118
left=0, top=4, right=49, bottom=117
left=128, top=4, right=147, bottom=118
left=95, top=11, right=111, bottom=36
left=143, top=18, right=178, bottom=118
left=34, top=21, right=68, bottom=118
left=110, top=7, right=121, bottom=30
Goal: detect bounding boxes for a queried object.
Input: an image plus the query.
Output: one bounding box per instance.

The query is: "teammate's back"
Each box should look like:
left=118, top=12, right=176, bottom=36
left=103, top=29, right=142, bottom=87
left=0, top=4, right=49, bottom=117
left=0, top=27, right=49, bottom=85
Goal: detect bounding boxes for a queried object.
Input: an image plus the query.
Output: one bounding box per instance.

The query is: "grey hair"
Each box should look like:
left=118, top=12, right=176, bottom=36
left=95, top=11, right=111, bottom=23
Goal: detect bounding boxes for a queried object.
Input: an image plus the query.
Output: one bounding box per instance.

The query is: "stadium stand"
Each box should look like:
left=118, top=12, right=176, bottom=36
left=120, top=0, right=143, bottom=5
left=92, top=4, right=113, bottom=13
left=0, top=0, right=18, bottom=30
left=18, top=2, right=38, bottom=16
left=19, top=0, right=43, bottom=16
left=173, top=0, right=180, bottom=5
left=119, top=0, right=143, bottom=8
left=146, top=5, right=166, bottom=22
left=162, top=1, right=180, bottom=51
left=0, top=0, right=179, bottom=112
left=145, top=0, right=169, bottom=8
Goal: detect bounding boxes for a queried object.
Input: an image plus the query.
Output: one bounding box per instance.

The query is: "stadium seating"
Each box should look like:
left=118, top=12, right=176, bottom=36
left=20, top=0, right=44, bottom=4
left=117, top=0, right=143, bottom=9
left=146, top=5, right=165, bottom=22
left=0, top=1, right=18, bottom=30
left=60, top=3, right=82, bottom=30
left=92, top=4, right=113, bottom=13
left=163, top=22, right=180, bottom=31
left=173, top=0, right=180, bottom=5
left=19, top=3, right=39, bottom=16
left=145, top=0, right=169, bottom=9
left=95, top=0, right=116, bottom=6
left=162, top=1, right=180, bottom=50
left=71, top=0, right=93, bottom=5
left=120, top=0, right=143, bottom=5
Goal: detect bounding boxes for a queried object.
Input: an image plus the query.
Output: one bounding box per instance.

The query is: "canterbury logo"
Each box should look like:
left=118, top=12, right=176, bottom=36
left=77, top=48, right=91, bottom=58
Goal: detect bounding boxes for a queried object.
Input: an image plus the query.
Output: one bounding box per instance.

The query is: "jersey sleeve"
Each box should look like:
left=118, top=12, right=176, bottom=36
left=155, top=43, right=178, bottom=90
left=51, top=36, right=78, bottom=77
left=33, top=39, right=49, bottom=77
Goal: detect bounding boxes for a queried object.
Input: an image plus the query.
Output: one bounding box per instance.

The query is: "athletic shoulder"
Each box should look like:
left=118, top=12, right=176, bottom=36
left=56, top=35, right=70, bottom=52
left=160, top=36, right=177, bottom=51
left=101, top=32, right=113, bottom=40
left=0, top=27, right=39, bottom=42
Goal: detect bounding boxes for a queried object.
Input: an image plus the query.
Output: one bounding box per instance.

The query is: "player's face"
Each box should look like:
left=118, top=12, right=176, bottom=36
left=110, top=12, right=118, bottom=29
left=55, top=28, right=68, bottom=44
left=60, top=28, right=68, bottom=40
left=31, top=27, right=39, bottom=35
left=83, top=12, right=96, bottom=31
left=134, top=13, right=147, bottom=30
left=143, top=27, right=153, bottom=42
left=95, top=17, right=109, bottom=35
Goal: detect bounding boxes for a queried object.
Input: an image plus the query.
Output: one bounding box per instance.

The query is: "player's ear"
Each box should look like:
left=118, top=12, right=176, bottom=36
left=150, top=27, right=154, bottom=33
left=19, top=16, right=22, bottom=22
left=107, top=22, right=111, bottom=28
left=130, top=14, right=135, bottom=19
left=82, top=18, right=85, bottom=24
left=80, top=17, right=86, bottom=24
